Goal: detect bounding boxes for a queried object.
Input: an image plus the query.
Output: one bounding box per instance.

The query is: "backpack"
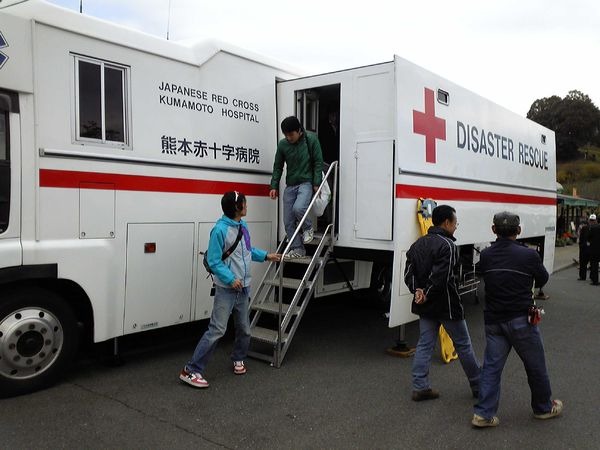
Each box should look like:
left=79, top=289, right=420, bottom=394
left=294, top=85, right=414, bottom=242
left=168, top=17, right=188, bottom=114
left=202, top=225, right=243, bottom=276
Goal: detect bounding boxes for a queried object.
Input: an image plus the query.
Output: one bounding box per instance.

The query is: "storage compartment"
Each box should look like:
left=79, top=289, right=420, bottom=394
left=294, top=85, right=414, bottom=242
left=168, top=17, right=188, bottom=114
left=124, top=222, right=194, bottom=333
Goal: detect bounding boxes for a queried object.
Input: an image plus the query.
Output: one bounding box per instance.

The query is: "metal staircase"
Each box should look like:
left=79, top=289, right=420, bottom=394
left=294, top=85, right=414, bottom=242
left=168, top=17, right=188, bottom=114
left=248, top=162, right=338, bottom=367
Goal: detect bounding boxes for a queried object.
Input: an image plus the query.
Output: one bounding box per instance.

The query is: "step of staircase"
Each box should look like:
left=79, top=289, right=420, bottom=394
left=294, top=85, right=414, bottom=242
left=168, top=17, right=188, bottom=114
left=251, top=301, right=300, bottom=315
left=251, top=326, right=289, bottom=344
left=284, top=256, right=322, bottom=265
left=264, top=277, right=306, bottom=290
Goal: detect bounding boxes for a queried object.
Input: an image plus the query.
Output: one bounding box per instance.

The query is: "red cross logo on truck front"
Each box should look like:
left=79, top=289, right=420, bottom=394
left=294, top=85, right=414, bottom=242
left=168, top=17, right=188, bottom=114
left=413, top=88, right=446, bottom=163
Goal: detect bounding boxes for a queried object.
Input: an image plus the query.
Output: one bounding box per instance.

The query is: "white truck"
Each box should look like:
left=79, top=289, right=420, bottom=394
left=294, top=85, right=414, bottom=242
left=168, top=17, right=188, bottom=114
left=0, top=0, right=556, bottom=396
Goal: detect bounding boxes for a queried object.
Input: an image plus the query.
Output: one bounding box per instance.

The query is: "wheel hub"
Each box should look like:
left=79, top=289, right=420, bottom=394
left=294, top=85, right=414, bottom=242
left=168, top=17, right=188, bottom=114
left=17, top=331, right=45, bottom=357
left=0, top=308, right=63, bottom=379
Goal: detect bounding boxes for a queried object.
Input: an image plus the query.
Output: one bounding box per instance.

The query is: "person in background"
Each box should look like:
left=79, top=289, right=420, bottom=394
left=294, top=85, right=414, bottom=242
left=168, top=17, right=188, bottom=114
left=179, top=191, right=280, bottom=388
left=577, top=216, right=591, bottom=281
left=319, top=108, right=339, bottom=164
left=588, top=214, right=600, bottom=285
left=404, top=205, right=481, bottom=402
left=269, top=116, right=324, bottom=258
left=472, top=212, right=562, bottom=428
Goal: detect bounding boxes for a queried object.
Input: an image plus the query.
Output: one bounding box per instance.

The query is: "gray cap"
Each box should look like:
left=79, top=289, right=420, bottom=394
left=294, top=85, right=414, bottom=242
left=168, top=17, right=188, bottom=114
left=493, top=211, right=520, bottom=227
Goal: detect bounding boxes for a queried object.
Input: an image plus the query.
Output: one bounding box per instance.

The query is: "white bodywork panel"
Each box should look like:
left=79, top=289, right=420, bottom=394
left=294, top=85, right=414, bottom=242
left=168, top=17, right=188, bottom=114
left=355, top=140, right=394, bottom=240
left=0, top=112, right=22, bottom=268
left=277, top=63, right=396, bottom=250
left=388, top=56, right=556, bottom=327
left=0, top=13, right=33, bottom=93
left=79, top=183, right=115, bottom=239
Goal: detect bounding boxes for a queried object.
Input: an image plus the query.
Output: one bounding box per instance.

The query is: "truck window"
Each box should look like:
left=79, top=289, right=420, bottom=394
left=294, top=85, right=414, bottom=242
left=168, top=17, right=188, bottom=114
left=0, top=108, right=9, bottom=233
left=74, top=55, right=129, bottom=146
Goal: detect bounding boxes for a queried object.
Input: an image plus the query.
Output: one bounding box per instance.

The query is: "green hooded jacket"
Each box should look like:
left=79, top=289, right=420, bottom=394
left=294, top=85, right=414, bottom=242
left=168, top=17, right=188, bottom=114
left=270, top=132, right=324, bottom=189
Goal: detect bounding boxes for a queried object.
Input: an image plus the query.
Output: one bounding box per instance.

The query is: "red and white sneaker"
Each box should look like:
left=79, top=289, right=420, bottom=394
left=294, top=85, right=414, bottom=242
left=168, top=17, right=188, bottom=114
left=233, top=361, right=247, bottom=375
left=179, top=368, right=209, bottom=388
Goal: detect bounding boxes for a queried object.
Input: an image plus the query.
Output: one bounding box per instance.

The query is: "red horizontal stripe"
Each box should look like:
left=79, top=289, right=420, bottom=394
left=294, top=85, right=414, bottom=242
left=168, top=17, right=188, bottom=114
left=396, top=184, right=556, bottom=205
left=39, top=169, right=270, bottom=196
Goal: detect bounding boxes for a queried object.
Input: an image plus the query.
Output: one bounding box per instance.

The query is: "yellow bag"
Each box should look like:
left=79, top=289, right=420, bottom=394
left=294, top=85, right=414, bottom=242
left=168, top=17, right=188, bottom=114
left=439, top=325, right=458, bottom=363
left=416, top=198, right=436, bottom=236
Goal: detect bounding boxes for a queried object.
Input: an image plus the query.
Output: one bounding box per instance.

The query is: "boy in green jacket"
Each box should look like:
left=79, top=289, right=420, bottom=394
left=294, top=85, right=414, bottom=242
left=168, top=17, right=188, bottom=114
left=269, top=116, right=324, bottom=258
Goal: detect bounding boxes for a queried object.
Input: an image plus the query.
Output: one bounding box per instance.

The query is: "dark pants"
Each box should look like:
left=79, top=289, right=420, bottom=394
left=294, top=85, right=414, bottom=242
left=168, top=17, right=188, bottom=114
left=579, top=246, right=590, bottom=280
left=412, top=317, right=480, bottom=391
left=590, top=255, right=599, bottom=284
left=474, top=315, right=553, bottom=419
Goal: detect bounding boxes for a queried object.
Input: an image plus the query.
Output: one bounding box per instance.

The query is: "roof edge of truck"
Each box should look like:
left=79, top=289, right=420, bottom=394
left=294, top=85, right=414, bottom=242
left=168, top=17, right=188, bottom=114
left=1, top=0, right=303, bottom=75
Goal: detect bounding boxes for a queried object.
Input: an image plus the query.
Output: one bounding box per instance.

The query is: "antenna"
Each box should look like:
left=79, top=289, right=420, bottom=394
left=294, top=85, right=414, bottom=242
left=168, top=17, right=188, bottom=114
left=79, top=0, right=82, bottom=13
left=166, top=0, right=172, bottom=40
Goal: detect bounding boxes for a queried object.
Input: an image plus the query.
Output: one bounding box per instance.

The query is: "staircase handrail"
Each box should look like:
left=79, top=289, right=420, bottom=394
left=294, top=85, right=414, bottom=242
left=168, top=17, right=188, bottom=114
left=251, top=161, right=339, bottom=306
left=276, top=161, right=338, bottom=358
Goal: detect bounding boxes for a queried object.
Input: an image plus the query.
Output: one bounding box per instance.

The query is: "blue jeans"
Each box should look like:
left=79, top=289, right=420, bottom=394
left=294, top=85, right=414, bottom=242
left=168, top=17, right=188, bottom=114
left=474, top=315, right=552, bottom=419
left=283, top=182, right=313, bottom=254
left=412, top=317, right=481, bottom=391
left=186, top=286, right=251, bottom=373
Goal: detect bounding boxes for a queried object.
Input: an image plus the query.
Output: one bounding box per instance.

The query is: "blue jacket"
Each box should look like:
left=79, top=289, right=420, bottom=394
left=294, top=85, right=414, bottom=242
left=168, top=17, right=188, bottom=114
left=478, top=238, right=549, bottom=324
left=207, top=215, right=268, bottom=288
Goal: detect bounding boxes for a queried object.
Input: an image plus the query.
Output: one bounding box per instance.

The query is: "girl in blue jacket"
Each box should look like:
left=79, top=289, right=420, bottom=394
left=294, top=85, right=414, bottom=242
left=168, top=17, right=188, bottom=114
left=180, top=191, right=280, bottom=388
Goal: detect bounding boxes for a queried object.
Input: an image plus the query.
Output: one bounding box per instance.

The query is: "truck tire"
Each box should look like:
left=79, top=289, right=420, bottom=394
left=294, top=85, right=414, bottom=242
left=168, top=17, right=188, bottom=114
left=370, top=264, right=392, bottom=307
left=0, top=287, right=79, bottom=398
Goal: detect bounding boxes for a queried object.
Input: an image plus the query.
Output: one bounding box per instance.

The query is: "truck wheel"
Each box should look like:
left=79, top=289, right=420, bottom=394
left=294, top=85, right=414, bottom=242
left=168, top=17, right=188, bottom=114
left=0, top=287, right=78, bottom=398
left=370, top=264, right=392, bottom=307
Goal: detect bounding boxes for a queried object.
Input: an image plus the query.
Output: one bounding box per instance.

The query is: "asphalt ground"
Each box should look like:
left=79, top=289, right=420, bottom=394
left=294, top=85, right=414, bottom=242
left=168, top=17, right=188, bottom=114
left=1, top=264, right=599, bottom=449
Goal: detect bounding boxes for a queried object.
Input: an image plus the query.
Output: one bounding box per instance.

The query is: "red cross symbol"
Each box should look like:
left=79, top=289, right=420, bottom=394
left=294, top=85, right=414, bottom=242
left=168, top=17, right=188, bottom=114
left=413, top=88, right=446, bottom=163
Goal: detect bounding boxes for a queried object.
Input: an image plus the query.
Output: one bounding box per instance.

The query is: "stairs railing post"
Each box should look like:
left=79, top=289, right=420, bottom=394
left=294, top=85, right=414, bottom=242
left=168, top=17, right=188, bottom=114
left=276, top=257, right=284, bottom=367
left=330, top=162, right=338, bottom=252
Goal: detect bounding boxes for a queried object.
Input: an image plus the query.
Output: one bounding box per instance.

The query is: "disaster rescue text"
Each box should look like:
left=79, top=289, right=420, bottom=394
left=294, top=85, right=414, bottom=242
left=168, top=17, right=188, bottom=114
left=456, top=121, right=548, bottom=170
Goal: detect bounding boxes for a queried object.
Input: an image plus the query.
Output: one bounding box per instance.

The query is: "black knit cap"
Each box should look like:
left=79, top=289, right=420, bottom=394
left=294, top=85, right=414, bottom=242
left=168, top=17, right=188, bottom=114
left=493, top=211, right=520, bottom=227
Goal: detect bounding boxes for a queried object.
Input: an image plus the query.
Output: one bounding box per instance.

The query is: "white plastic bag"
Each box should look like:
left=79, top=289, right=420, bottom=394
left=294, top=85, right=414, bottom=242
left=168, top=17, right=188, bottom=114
left=311, top=173, right=331, bottom=217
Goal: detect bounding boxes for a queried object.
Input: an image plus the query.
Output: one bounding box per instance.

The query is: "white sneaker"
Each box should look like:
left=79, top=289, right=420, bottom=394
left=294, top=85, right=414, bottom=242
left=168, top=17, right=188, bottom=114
left=284, top=250, right=305, bottom=260
left=302, top=228, right=314, bottom=244
left=534, top=399, right=563, bottom=419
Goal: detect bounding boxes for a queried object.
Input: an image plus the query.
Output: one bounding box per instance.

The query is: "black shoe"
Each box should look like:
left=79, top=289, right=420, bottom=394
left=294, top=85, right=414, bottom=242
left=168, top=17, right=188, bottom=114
left=591, top=282, right=600, bottom=286
left=577, top=278, right=586, bottom=281
left=412, top=388, right=440, bottom=401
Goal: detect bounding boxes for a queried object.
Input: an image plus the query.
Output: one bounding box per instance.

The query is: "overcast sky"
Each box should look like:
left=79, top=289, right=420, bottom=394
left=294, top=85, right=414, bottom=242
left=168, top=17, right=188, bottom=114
left=47, top=0, right=600, bottom=116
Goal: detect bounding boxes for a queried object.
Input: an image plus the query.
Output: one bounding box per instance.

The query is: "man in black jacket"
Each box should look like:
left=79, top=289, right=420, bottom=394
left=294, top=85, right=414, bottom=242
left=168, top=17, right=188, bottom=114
left=472, top=212, right=562, bottom=428
left=404, top=205, right=480, bottom=401
left=588, top=214, right=600, bottom=285
left=577, top=218, right=591, bottom=281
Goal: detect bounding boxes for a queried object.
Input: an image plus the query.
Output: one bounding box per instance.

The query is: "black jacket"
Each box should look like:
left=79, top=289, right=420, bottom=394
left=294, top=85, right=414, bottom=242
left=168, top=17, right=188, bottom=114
left=588, top=223, right=600, bottom=257
left=478, top=238, right=549, bottom=324
left=578, top=223, right=590, bottom=248
left=404, top=226, right=463, bottom=320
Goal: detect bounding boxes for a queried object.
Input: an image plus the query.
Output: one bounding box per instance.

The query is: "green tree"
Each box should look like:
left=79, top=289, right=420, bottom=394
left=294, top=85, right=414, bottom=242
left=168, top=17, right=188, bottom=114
left=527, top=90, right=600, bottom=161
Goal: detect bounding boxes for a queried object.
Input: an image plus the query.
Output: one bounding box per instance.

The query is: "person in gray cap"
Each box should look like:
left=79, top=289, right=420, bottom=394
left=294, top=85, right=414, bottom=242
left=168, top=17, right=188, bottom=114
left=588, top=214, right=600, bottom=285
left=472, top=212, right=562, bottom=428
